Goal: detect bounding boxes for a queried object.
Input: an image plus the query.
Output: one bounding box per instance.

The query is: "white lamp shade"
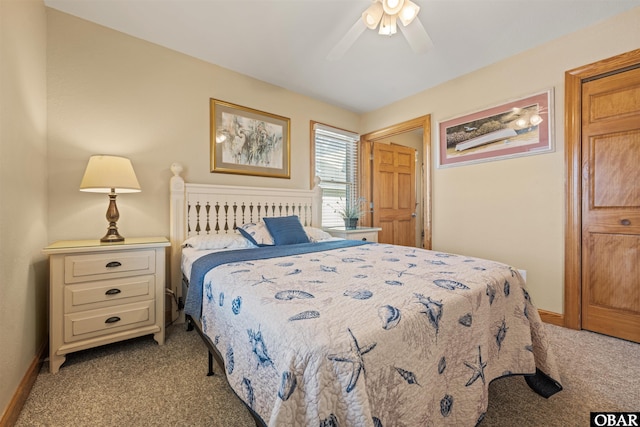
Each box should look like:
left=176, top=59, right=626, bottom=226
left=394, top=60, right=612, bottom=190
left=381, top=0, right=405, bottom=15
left=515, top=118, right=528, bottom=128
left=529, top=114, right=543, bottom=126
left=79, top=155, right=141, bottom=193
left=362, top=2, right=384, bottom=29
left=398, top=0, right=420, bottom=26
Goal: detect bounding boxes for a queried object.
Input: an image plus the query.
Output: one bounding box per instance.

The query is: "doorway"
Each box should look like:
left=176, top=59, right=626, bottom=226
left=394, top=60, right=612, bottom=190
left=372, top=141, right=417, bottom=246
left=360, top=115, right=431, bottom=249
left=565, top=48, right=640, bottom=342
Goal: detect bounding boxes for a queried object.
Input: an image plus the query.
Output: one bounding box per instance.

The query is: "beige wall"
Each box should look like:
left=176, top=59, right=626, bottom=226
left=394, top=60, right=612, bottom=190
left=46, top=9, right=360, bottom=245
left=0, top=0, right=49, bottom=418
left=361, top=7, right=640, bottom=313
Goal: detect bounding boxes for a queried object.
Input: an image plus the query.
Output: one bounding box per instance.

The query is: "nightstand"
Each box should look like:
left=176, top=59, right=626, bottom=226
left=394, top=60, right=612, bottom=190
left=43, top=237, right=170, bottom=373
left=325, top=227, right=382, bottom=242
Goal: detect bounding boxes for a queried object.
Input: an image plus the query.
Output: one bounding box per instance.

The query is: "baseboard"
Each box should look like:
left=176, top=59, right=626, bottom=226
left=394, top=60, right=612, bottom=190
left=0, top=340, right=47, bottom=427
left=539, top=309, right=564, bottom=326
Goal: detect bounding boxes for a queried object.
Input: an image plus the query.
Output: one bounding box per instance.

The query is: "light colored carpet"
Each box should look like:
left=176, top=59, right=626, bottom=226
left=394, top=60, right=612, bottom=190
left=16, top=323, right=640, bottom=426
left=16, top=325, right=254, bottom=427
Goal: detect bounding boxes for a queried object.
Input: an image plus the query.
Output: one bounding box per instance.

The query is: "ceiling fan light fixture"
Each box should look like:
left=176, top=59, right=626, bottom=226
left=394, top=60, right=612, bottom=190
left=362, top=2, right=384, bottom=29
left=378, top=13, right=397, bottom=35
left=381, top=0, right=405, bottom=16
left=328, top=0, right=431, bottom=60
left=398, top=0, right=420, bottom=26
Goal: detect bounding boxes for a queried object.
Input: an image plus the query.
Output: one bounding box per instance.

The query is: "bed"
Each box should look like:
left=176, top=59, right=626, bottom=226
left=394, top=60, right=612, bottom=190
left=168, top=164, right=562, bottom=427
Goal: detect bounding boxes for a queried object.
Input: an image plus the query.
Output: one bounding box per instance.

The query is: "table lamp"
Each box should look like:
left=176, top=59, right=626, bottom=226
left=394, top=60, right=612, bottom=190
left=79, top=155, right=141, bottom=242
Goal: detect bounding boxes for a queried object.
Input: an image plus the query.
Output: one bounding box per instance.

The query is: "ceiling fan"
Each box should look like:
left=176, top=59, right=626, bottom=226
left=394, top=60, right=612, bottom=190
left=327, top=0, right=434, bottom=61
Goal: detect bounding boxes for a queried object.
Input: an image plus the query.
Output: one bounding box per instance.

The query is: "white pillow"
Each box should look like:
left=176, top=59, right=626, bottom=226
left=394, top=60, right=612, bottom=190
left=183, top=233, right=256, bottom=250
left=237, top=222, right=275, bottom=246
left=304, top=226, right=333, bottom=242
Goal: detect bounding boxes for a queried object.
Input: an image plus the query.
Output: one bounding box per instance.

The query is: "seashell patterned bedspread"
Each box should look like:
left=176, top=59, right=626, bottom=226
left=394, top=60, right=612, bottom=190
left=193, top=242, right=562, bottom=426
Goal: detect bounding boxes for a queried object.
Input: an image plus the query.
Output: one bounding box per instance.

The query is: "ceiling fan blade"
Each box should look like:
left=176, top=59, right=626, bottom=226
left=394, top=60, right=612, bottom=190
left=398, top=18, right=433, bottom=54
left=327, top=18, right=367, bottom=61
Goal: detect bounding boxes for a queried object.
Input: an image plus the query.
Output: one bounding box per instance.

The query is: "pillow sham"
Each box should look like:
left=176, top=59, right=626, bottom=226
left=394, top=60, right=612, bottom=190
left=263, top=215, right=310, bottom=245
left=304, top=226, right=333, bottom=242
left=238, top=222, right=275, bottom=246
left=183, top=233, right=256, bottom=250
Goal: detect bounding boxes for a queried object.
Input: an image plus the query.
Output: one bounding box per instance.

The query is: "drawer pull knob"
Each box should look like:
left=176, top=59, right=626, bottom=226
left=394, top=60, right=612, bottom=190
left=105, top=261, right=122, bottom=268
left=621, top=219, right=631, bottom=226
left=105, top=316, right=121, bottom=324
left=361, top=237, right=367, bottom=241
left=105, top=288, right=121, bottom=295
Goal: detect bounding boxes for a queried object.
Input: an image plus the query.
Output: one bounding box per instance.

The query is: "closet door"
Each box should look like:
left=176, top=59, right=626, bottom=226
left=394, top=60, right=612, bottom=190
left=581, top=66, right=640, bottom=343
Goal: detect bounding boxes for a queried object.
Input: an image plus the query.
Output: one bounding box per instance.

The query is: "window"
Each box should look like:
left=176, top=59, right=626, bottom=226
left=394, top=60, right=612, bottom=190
left=312, top=122, right=360, bottom=227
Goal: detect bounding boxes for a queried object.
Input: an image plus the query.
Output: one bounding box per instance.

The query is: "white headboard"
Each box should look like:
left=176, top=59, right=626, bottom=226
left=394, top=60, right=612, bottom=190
left=168, top=163, right=323, bottom=315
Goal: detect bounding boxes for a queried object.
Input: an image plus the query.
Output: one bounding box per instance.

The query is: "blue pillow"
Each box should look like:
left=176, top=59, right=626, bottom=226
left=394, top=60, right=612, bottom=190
left=263, top=215, right=310, bottom=246
left=237, top=222, right=274, bottom=246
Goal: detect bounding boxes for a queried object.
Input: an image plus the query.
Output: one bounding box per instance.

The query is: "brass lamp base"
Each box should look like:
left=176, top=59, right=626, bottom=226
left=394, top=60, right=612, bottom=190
left=101, top=226, right=124, bottom=243
left=100, top=190, right=125, bottom=243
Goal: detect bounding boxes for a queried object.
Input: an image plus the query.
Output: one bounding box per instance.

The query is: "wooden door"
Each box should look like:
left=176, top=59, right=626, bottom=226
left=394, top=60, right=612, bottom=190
left=581, top=66, right=640, bottom=342
left=372, top=142, right=416, bottom=246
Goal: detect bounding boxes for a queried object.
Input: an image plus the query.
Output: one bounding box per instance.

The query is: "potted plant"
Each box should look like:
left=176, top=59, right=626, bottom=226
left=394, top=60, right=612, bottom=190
left=334, top=196, right=367, bottom=229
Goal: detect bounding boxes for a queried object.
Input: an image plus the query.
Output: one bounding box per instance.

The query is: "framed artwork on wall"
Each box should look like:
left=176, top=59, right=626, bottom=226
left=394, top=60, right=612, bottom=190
left=437, top=89, right=554, bottom=168
left=210, top=99, right=290, bottom=178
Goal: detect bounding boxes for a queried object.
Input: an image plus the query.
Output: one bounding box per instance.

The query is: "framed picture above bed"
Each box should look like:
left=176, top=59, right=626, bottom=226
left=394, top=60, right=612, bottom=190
left=210, top=99, right=291, bottom=178
left=437, top=89, right=554, bottom=168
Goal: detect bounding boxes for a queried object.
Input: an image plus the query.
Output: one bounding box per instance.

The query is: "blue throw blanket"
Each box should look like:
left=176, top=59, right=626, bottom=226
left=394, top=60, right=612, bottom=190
left=186, top=239, right=369, bottom=318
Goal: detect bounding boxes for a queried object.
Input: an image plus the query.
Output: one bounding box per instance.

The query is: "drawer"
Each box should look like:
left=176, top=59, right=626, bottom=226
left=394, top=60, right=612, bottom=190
left=325, top=228, right=380, bottom=242
left=64, top=275, right=154, bottom=313
left=64, top=300, right=155, bottom=343
left=64, top=250, right=155, bottom=284
left=348, top=231, right=378, bottom=242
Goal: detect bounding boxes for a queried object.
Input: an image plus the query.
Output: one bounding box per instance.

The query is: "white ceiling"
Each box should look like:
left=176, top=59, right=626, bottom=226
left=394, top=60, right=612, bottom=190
left=44, top=0, right=640, bottom=113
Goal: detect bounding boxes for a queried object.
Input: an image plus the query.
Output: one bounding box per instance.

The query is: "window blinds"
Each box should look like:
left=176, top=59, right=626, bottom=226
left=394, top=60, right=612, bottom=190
left=313, top=124, right=360, bottom=227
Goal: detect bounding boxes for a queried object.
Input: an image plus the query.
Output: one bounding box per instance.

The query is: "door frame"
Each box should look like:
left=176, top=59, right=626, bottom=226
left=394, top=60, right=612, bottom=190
left=564, top=48, right=640, bottom=330
left=360, top=115, right=431, bottom=249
